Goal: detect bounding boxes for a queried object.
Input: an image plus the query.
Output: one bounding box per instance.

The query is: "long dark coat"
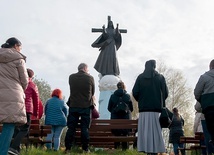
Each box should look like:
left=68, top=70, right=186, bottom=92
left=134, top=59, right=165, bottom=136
left=92, top=27, right=122, bottom=76
left=108, top=89, right=133, bottom=119
left=108, top=88, right=133, bottom=135
left=132, top=60, right=168, bottom=113
left=169, top=114, right=184, bottom=143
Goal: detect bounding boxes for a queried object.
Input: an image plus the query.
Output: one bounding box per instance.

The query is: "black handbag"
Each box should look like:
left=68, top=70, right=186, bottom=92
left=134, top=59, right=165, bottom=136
left=159, top=107, right=172, bottom=128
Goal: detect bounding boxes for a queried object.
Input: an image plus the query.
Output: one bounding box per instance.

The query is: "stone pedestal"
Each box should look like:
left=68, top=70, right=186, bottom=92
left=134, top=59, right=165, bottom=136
left=98, top=75, right=121, bottom=119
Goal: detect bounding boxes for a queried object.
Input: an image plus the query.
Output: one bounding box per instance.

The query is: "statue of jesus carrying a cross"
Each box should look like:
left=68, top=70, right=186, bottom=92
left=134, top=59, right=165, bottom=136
left=91, top=16, right=127, bottom=77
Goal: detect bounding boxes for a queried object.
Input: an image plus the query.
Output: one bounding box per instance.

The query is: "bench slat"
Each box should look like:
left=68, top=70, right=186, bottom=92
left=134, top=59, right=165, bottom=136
left=91, top=119, right=138, bottom=124
left=83, top=136, right=137, bottom=142
left=0, top=119, right=52, bottom=147
left=89, top=126, right=136, bottom=130
left=75, top=119, right=138, bottom=148
left=179, top=132, right=206, bottom=151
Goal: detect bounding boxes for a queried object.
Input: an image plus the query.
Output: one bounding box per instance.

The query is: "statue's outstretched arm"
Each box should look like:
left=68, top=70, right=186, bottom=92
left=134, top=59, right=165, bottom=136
left=115, top=23, right=120, bottom=36
left=102, top=25, right=106, bottom=34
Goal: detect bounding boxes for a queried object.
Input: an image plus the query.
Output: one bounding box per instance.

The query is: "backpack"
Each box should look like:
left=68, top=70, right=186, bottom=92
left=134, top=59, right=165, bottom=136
left=113, top=96, right=129, bottom=115
left=159, top=107, right=172, bottom=128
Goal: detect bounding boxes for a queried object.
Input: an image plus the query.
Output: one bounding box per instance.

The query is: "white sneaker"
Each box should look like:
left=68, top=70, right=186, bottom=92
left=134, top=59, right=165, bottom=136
left=8, top=147, right=19, bottom=155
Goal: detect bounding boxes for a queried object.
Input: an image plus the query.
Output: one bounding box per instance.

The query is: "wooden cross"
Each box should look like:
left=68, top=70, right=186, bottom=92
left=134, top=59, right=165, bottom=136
left=91, top=16, right=127, bottom=33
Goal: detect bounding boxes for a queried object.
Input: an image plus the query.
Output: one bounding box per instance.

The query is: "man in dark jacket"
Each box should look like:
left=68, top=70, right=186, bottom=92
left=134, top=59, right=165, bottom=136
left=194, top=59, right=214, bottom=144
left=64, top=63, right=95, bottom=153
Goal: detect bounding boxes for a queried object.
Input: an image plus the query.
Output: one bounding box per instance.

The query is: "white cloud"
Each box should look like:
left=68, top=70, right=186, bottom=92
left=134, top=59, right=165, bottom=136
left=0, top=0, right=213, bottom=101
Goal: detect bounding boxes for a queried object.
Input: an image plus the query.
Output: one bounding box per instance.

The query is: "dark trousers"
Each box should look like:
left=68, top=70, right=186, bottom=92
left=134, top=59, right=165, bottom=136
left=11, top=113, right=31, bottom=152
left=204, top=110, right=214, bottom=142
left=65, top=107, right=91, bottom=151
left=112, top=129, right=129, bottom=150
left=201, top=120, right=214, bottom=154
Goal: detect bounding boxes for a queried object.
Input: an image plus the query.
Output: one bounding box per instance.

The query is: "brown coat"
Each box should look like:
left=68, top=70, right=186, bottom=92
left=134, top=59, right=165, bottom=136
left=68, top=70, right=95, bottom=108
left=0, top=48, right=28, bottom=124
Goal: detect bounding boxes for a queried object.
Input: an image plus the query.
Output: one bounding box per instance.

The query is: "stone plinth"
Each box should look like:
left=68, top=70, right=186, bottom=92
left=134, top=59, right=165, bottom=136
left=98, top=75, right=121, bottom=119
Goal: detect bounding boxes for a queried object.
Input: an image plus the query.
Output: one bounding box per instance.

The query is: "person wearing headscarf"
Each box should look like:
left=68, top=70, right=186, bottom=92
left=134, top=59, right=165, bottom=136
left=132, top=60, right=168, bottom=155
left=0, top=37, right=28, bottom=155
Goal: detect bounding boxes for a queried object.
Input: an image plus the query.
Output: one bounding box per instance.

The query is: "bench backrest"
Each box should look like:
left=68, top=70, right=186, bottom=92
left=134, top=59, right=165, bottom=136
left=75, top=119, right=137, bottom=139
left=29, top=119, right=52, bottom=137
left=180, top=132, right=205, bottom=144
left=0, top=119, right=51, bottom=138
left=75, top=119, right=137, bottom=148
left=195, top=132, right=204, bottom=140
left=91, top=119, right=137, bottom=130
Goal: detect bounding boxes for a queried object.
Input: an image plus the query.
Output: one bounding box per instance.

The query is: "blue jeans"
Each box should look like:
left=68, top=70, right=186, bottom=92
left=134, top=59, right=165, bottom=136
left=201, top=120, right=214, bottom=154
left=173, top=143, right=185, bottom=155
left=46, top=125, right=64, bottom=150
left=0, top=123, right=15, bottom=155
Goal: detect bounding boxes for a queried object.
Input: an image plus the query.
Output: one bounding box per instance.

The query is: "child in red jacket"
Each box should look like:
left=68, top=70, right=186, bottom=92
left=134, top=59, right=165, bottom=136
left=9, top=68, right=40, bottom=155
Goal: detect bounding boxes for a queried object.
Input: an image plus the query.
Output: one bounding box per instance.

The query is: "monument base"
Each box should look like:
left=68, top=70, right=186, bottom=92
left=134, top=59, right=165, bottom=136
left=98, top=75, right=121, bottom=119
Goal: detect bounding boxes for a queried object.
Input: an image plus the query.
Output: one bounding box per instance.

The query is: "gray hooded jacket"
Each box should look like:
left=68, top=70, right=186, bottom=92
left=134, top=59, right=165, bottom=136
left=194, top=69, right=214, bottom=113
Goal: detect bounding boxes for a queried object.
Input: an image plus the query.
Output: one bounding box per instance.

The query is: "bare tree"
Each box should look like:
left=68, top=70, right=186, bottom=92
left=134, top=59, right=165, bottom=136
left=157, top=61, right=194, bottom=150
left=33, top=77, right=52, bottom=104
left=130, top=94, right=139, bottom=120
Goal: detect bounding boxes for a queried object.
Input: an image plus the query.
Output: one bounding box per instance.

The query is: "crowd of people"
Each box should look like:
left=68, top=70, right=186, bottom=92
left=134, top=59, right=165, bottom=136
left=0, top=37, right=214, bottom=155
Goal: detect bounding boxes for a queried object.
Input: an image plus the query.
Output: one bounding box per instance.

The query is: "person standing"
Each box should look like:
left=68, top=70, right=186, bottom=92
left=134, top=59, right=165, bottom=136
left=31, top=99, right=44, bottom=120
left=45, top=88, right=68, bottom=151
left=194, top=102, right=203, bottom=134
left=132, top=59, right=168, bottom=155
left=0, top=37, right=28, bottom=155
left=194, top=101, right=207, bottom=155
left=9, top=68, right=40, bottom=155
left=64, top=63, right=95, bottom=153
left=108, top=81, right=133, bottom=150
left=194, top=59, right=214, bottom=144
left=168, top=108, right=185, bottom=155
left=195, top=101, right=214, bottom=155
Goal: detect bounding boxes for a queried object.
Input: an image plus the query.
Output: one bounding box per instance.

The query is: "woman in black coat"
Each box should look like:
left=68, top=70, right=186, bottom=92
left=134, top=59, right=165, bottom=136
left=169, top=107, right=185, bottom=155
left=108, top=81, right=133, bottom=150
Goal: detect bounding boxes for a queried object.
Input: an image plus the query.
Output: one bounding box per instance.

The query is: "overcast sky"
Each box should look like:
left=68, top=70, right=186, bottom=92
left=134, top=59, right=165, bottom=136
left=1, top=0, right=213, bottom=102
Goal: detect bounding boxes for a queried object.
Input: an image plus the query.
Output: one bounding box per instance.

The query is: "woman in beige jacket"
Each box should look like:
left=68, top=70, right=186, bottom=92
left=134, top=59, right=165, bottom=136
left=0, top=37, right=28, bottom=155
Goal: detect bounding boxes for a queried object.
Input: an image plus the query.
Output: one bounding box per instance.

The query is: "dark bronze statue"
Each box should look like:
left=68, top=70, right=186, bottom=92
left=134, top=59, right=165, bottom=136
left=91, top=16, right=127, bottom=76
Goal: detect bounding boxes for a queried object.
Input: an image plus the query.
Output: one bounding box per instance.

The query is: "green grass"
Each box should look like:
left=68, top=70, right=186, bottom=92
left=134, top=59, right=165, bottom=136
left=19, top=146, right=210, bottom=155
left=19, top=146, right=146, bottom=155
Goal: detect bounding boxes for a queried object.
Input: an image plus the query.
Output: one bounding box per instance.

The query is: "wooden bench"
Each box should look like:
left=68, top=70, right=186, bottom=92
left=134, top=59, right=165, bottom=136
left=0, top=119, right=52, bottom=147
left=74, top=119, right=138, bottom=148
left=178, top=132, right=206, bottom=154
